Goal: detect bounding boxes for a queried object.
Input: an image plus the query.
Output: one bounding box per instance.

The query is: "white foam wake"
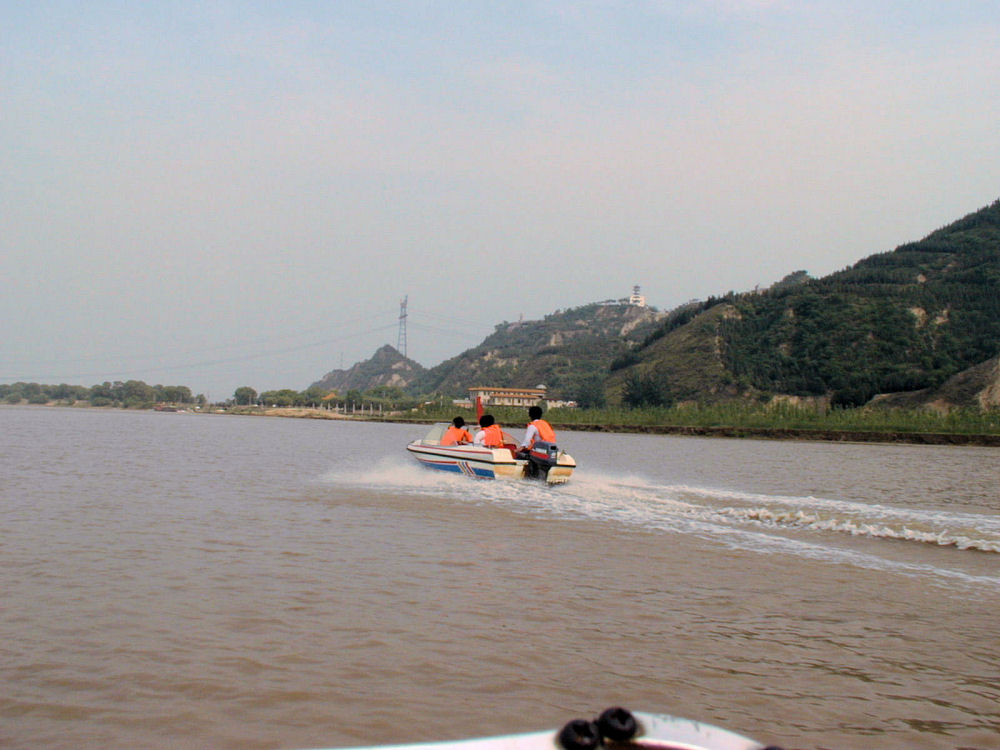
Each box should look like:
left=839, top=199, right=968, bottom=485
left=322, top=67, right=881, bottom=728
left=718, top=505, right=1000, bottom=553
left=315, top=462, right=1000, bottom=587
left=321, top=463, right=1000, bottom=553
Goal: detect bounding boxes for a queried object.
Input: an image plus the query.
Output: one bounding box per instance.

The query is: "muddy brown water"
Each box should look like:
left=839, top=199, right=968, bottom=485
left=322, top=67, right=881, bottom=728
left=2, top=406, right=998, bottom=749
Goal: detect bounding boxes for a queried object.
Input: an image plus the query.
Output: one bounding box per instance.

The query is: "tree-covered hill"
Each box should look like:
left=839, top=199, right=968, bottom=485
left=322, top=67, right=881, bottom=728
left=605, top=303, right=744, bottom=406
left=310, top=199, right=999, bottom=410
left=618, top=198, right=1000, bottom=407
left=407, top=302, right=665, bottom=403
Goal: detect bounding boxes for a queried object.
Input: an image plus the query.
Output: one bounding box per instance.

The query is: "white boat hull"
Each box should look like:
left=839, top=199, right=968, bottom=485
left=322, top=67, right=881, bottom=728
left=306, top=710, right=768, bottom=750
left=406, top=436, right=575, bottom=484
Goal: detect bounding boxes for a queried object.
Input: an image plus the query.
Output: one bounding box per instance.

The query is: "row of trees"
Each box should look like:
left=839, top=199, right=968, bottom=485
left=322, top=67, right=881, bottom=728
left=232, top=384, right=422, bottom=411
left=1, top=379, right=423, bottom=412
left=233, top=385, right=330, bottom=407
left=1, top=381, right=202, bottom=408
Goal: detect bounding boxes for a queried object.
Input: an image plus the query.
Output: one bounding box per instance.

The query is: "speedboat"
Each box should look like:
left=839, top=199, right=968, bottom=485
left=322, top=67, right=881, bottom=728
left=406, top=423, right=576, bottom=484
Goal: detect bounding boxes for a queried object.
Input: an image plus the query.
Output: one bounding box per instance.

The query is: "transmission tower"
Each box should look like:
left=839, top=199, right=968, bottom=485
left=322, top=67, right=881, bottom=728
left=397, top=295, right=408, bottom=358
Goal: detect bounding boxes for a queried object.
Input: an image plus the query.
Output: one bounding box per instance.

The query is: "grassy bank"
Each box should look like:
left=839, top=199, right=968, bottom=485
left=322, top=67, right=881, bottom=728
left=15, top=401, right=997, bottom=445
left=550, top=402, right=1000, bottom=434
left=400, top=402, right=1000, bottom=445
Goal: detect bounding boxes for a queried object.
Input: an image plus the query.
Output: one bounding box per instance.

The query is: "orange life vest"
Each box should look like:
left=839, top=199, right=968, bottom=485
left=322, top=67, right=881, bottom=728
left=481, top=424, right=504, bottom=448
left=441, top=426, right=472, bottom=446
left=527, top=418, right=556, bottom=446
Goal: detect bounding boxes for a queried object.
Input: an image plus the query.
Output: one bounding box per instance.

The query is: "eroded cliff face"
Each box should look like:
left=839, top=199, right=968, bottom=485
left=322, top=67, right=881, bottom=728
left=871, top=356, right=1000, bottom=412
left=977, top=358, right=1000, bottom=409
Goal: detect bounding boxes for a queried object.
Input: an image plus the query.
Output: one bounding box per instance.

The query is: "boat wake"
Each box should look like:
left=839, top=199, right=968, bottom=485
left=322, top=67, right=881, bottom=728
left=715, top=503, right=1000, bottom=552
left=323, top=461, right=1000, bottom=553
left=565, top=473, right=1000, bottom=554
left=320, top=460, right=1000, bottom=588
left=320, top=457, right=476, bottom=491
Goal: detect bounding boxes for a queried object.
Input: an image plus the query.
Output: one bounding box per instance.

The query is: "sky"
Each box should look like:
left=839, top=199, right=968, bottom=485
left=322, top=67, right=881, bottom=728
left=3, top=1, right=999, bottom=400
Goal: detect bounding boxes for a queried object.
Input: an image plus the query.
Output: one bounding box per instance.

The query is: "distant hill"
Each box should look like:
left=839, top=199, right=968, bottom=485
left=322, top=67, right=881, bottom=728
left=612, top=198, right=1000, bottom=407
left=310, top=344, right=425, bottom=393
left=310, top=199, right=1000, bottom=410
left=407, top=302, right=665, bottom=403
left=605, top=303, right=745, bottom=405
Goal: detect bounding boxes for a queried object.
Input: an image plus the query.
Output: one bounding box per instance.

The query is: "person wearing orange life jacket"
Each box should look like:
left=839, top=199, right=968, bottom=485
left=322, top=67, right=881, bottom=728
left=440, top=416, right=473, bottom=446
left=518, top=405, right=556, bottom=451
left=473, top=414, right=505, bottom=448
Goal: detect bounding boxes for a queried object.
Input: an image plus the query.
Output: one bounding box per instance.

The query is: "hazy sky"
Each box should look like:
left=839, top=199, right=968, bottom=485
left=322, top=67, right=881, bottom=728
left=3, top=1, right=998, bottom=399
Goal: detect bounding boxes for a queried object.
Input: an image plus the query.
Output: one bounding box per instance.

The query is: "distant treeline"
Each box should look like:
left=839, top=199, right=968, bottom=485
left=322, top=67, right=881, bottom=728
left=1, top=380, right=202, bottom=408
left=1, top=380, right=424, bottom=411
left=9, top=380, right=1000, bottom=439
left=233, top=384, right=421, bottom=410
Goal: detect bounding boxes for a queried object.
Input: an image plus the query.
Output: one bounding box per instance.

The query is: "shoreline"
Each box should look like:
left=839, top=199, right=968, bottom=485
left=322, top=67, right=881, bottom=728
left=6, top=403, right=1000, bottom=446
left=222, top=406, right=1000, bottom=446
left=552, top=421, right=1000, bottom=446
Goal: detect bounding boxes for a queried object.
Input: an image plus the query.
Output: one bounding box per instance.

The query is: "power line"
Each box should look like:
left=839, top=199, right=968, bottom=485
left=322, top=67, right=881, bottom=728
left=408, top=321, right=489, bottom=340
left=410, top=310, right=498, bottom=331
left=1, top=308, right=401, bottom=368
left=4, top=322, right=398, bottom=383
left=4, top=301, right=501, bottom=386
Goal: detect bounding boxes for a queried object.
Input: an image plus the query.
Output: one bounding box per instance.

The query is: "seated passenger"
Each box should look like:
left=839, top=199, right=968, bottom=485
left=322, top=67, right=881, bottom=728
left=518, top=405, right=556, bottom=452
left=441, top=416, right=473, bottom=446
left=473, top=414, right=505, bottom=448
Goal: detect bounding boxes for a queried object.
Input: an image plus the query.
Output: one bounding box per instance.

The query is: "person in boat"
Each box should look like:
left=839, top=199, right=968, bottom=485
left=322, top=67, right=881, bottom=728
left=473, top=414, right=505, bottom=448
left=441, top=416, right=473, bottom=446
left=518, top=405, right=556, bottom=454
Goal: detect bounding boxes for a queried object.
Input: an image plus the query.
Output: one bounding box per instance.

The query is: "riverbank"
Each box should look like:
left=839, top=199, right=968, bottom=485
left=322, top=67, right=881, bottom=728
left=219, top=405, right=1000, bottom=446
left=6, top=403, right=1000, bottom=446
left=552, top=421, right=1000, bottom=446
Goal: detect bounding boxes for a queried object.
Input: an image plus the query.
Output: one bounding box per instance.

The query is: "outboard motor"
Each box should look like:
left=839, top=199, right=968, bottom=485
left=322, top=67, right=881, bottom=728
left=525, top=440, right=560, bottom=479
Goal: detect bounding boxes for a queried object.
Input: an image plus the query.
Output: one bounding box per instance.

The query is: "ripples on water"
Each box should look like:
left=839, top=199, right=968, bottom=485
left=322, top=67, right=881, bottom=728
left=2, top=408, right=999, bottom=750
left=335, top=454, right=1000, bottom=592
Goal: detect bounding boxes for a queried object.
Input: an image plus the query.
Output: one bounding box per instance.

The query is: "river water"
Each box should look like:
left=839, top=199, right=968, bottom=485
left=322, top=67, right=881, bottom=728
left=1, top=406, right=998, bottom=750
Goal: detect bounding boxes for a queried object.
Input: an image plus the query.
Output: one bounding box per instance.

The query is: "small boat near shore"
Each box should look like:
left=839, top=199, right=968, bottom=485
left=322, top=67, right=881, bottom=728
left=406, top=422, right=576, bottom=484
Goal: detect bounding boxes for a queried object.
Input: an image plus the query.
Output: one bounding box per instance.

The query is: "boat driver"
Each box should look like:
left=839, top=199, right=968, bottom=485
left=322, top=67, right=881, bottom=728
left=441, top=416, right=473, bottom=446
left=518, top=405, right=556, bottom=453
left=473, top=414, right=505, bottom=448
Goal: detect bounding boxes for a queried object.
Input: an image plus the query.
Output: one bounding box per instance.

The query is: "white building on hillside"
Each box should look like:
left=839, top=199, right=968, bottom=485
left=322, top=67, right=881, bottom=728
left=468, top=385, right=547, bottom=408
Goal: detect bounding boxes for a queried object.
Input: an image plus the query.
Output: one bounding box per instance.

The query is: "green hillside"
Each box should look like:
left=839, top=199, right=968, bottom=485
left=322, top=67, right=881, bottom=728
left=605, top=303, right=742, bottom=406
left=620, top=198, right=1000, bottom=407
left=409, top=302, right=664, bottom=403
left=311, top=199, right=1000, bottom=411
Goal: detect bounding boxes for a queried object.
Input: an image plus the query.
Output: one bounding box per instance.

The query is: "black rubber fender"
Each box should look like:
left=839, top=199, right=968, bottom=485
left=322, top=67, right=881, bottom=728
left=556, top=719, right=602, bottom=750
left=595, top=707, right=638, bottom=742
